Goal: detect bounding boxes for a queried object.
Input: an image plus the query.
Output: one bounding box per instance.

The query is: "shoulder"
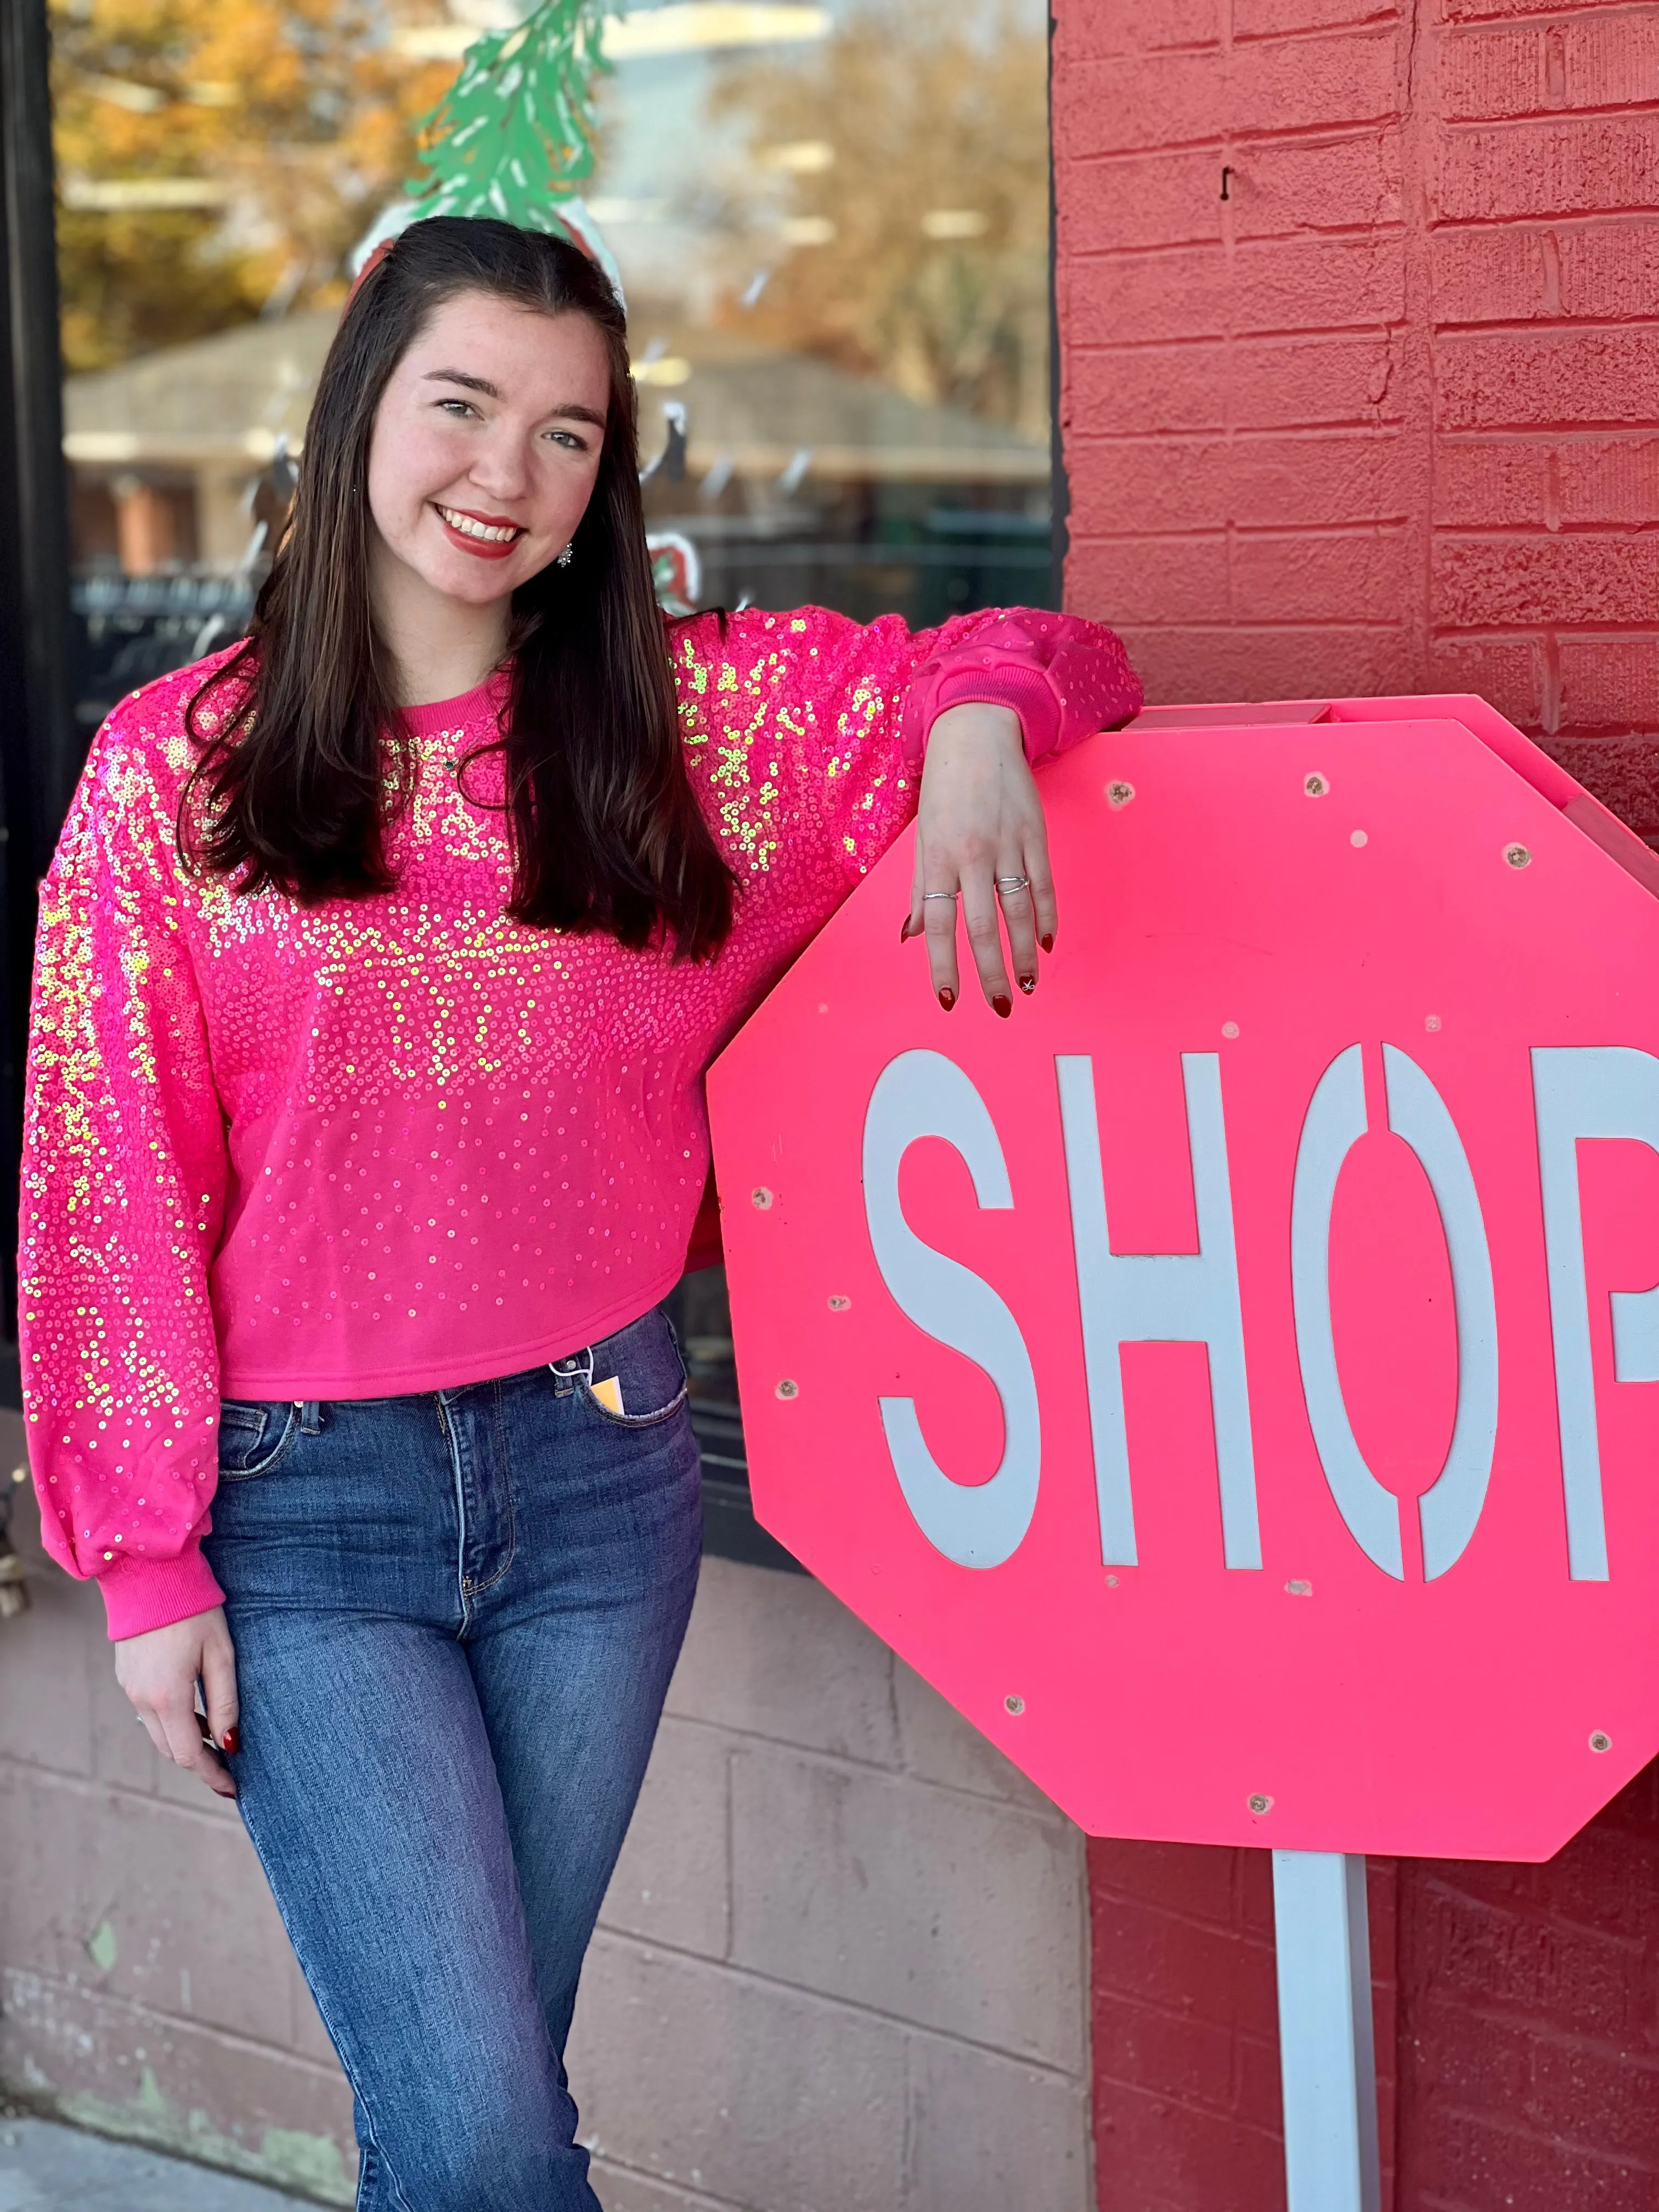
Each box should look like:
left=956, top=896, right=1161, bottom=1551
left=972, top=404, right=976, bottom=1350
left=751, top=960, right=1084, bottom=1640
left=91, top=643, right=250, bottom=787
left=668, top=605, right=918, bottom=696
left=60, top=644, right=251, bottom=868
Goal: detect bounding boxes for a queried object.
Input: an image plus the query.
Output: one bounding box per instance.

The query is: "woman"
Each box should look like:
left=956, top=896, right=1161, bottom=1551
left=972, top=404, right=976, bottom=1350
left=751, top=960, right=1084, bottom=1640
left=19, top=217, right=1139, bottom=2209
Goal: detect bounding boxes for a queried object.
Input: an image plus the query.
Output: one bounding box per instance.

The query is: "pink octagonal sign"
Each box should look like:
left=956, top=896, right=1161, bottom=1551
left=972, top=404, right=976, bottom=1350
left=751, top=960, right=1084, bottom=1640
left=707, top=699, right=1659, bottom=1861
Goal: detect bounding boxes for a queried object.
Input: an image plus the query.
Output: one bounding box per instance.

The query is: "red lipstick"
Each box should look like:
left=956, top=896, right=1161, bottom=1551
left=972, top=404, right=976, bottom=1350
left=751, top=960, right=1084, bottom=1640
left=431, top=503, right=526, bottom=561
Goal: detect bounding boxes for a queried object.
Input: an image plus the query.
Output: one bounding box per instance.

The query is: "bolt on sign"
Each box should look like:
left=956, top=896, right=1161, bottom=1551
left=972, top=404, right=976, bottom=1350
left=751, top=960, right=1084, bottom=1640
left=709, top=696, right=1659, bottom=1864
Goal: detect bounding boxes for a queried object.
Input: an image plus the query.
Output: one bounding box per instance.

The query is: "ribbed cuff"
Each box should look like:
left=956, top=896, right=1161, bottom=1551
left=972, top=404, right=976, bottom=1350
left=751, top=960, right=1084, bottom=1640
left=901, top=657, right=1064, bottom=781
left=932, top=663, right=1063, bottom=761
left=97, top=1540, right=227, bottom=1643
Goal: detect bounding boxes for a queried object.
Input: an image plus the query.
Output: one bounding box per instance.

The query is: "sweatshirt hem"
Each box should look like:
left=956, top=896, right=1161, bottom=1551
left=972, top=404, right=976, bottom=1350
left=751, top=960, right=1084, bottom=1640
left=216, top=1267, right=688, bottom=1404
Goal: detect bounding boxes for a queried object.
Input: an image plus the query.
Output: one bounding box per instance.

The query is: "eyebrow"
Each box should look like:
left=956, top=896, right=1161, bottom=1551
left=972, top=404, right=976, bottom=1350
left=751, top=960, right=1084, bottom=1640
left=421, top=370, right=606, bottom=427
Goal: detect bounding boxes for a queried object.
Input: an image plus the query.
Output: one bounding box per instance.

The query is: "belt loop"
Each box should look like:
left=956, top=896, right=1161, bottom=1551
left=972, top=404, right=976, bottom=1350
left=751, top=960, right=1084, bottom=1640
left=296, top=1401, right=323, bottom=1435
left=548, top=1347, right=594, bottom=1396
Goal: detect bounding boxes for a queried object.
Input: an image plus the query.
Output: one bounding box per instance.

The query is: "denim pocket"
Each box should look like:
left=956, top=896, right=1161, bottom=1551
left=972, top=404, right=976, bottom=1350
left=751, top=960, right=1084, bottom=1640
left=577, top=1308, right=690, bottom=1430
left=217, top=1400, right=300, bottom=1481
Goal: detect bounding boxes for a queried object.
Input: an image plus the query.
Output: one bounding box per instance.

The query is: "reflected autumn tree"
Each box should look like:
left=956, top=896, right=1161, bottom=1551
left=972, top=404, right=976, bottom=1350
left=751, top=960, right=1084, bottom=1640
left=708, top=0, right=1049, bottom=439
left=51, top=0, right=452, bottom=369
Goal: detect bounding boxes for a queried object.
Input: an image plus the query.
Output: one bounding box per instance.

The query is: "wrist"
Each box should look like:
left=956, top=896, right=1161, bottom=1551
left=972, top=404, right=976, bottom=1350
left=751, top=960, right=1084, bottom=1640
left=925, top=701, right=1025, bottom=752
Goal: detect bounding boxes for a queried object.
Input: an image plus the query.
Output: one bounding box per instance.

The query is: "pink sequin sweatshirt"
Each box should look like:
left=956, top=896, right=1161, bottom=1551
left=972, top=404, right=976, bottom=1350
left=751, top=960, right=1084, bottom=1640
left=19, top=604, right=1140, bottom=1638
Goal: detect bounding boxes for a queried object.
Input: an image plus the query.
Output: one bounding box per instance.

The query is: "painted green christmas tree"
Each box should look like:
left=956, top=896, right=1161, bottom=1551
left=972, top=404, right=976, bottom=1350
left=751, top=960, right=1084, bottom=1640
left=355, top=0, right=698, bottom=604
left=408, top=0, right=612, bottom=235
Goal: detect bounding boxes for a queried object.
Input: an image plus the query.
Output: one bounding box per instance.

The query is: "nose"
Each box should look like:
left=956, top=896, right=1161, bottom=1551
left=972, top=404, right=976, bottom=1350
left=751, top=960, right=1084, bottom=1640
left=466, top=428, right=533, bottom=505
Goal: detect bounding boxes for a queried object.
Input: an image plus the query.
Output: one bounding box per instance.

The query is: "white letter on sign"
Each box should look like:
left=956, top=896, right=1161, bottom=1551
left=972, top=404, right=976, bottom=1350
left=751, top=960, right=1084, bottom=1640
left=1531, top=1046, right=1659, bottom=1583
left=1291, top=1044, right=1499, bottom=1582
left=862, top=1050, right=1041, bottom=1568
left=1056, top=1053, right=1261, bottom=1571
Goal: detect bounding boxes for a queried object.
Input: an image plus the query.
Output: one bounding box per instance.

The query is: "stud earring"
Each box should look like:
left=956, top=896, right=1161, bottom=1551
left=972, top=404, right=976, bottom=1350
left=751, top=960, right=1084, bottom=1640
left=556, top=541, right=574, bottom=567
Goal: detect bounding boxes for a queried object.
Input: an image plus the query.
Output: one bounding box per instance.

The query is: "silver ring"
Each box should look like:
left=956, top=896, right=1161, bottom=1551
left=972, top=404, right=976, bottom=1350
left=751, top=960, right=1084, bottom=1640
left=922, top=890, right=959, bottom=903
left=996, top=874, right=1031, bottom=894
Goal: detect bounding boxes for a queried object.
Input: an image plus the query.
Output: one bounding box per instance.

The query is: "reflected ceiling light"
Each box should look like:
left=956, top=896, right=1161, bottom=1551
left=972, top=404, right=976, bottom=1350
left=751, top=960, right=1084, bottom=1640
left=921, top=208, right=990, bottom=240
left=586, top=196, right=670, bottom=222
left=761, top=139, right=834, bottom=173
left=82, top=73, right=166, bottom=113
left=607, top=4, right=828, bottom=54
left=63, top=177, right=233, bottom=210
left=780, top=215, right=835, bottom=246
left=396, top=3, right=828, bottom=60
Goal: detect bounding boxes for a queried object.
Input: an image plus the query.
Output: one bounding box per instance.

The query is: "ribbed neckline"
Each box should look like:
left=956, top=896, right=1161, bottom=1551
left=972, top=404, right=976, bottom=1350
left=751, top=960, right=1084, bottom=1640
left=399, top=668, right=509, bottom=738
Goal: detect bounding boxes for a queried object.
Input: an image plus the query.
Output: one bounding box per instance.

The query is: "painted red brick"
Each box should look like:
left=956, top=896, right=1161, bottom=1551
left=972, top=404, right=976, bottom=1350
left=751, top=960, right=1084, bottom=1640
left=1227, top=334, right=1404, bottom=427
left=1059, top=53, right=1224, bottom=161
left=1436, top=119, right=1659, bottom=222
left=1562, top=12, right=1659, bottom=110
left=1432, top=222, right=1659, bottom=327
left=1432, top=16, right=1659, bottom=123
left=1435, top=331, right=1659, bottom=431
left=1231, top=235, right=1408, bottom=333
left=1089, top=1844, right=1400, bottom=2211
left=1433, top=537, right=1659, bottom=629
left=1430, top=225, right=1551, bottom=323
left=1070, top=343, right=1231, bottom=435
left=1069, top=429, right=1409, bottom=534
left=1065, top=534, right=1229, bottom=622
left=1116, top=622, right=1419, bottom=701
left=1057, top=0, right=1659, bottom=2203
left=1068, top=251, right=1229, bottom=346
left=1070, top=235, right=1406, bottom=347
left=1556, top=438, right=1659, bottom=525
left=1437, top=24, right=1544, bottom=120
left=1560, top=222, right=1659, bottom=319
left=1560, top=639, right=1659, bottom=730
left=1228, top=431, right=1410, bottom=524
left=1432, top=440, right=1551, bottom=527
left=1052, top=0, right=1221, bottom=63
left=1233, top=0, right=1396, bottom=40
left=1395, top=1770, right=1659, bottom=2210
left=1231, top=132, right=1404, bottom=238
left=1230, top=528, right=1410, bottom=621
left=1226, top=29, right=1401, bottom=136
left=1058, top=151, right=1224, bottom=255
left=1549, top=737, right=1659, bottom=838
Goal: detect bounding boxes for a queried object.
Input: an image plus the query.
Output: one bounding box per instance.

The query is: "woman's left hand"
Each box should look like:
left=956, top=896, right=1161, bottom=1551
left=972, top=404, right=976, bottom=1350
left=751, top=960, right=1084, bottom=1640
left=905, top=702, right=1057, bottom=1015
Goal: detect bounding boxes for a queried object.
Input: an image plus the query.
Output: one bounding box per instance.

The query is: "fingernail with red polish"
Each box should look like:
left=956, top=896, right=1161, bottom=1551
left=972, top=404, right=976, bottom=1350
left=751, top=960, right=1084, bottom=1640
left=1040, top=934, right=1054, bottom=954
left=938, top=988, right=955, bottom=1012
left=222, top=1727, right=240, bottom=1756
left=993, top=995, right=1012, bottom=1019
left=1018, top=975, right=1036, bottom=995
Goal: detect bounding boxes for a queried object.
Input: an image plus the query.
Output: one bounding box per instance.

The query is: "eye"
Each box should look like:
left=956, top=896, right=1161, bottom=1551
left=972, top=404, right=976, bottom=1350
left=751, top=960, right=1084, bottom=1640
left=545, top=428, right=590, bottom=452
left=435, top=398, right=478, bottom=419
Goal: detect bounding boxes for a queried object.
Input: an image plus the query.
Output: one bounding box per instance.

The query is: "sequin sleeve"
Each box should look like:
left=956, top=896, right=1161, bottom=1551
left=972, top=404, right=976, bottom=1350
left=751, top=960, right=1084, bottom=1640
left=19, top=697, right=230, bottom=1641
left=672, top=602, right=1141, bottom=937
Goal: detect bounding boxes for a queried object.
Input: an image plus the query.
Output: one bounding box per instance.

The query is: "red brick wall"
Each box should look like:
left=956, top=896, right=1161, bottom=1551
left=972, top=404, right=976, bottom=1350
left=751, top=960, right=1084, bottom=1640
left=1053, top=0, right=1659, bottom=839
left=1055, top=2, right=1659, bottom=2201
left=1088, top=1842, right=1398, bottom=2211
left=1087, top=1799, right=1659, bottom=2211
left=1395, top=1766, right=1659, bottom=2210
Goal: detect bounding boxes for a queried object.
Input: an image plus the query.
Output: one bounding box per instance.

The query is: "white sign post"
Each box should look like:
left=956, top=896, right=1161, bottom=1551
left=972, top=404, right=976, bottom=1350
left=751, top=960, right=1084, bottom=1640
left=1273, top=1851, right=1381, bottom=2212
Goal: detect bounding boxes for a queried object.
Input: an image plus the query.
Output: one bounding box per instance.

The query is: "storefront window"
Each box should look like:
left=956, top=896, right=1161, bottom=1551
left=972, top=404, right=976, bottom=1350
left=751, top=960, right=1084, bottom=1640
left=51, top=0, right=1053, bottom=1551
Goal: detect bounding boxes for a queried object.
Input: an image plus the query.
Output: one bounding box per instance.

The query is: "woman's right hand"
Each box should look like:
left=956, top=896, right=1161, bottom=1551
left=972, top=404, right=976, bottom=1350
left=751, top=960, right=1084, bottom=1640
left=114, top=1605, right=240, bottom=1801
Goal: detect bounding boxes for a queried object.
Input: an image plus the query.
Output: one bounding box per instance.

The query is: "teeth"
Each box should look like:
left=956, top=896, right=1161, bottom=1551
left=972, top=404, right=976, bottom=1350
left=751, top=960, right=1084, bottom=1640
left=437, top=506, right=521, bottom=544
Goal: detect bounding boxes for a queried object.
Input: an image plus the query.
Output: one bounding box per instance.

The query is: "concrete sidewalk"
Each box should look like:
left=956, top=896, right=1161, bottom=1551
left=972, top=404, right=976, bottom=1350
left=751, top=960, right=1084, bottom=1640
left=0, top=2115, right=307, bottom=2208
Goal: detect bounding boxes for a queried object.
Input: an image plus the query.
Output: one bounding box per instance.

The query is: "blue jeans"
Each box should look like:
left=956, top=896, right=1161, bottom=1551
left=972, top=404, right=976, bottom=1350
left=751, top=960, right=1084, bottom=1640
left=201, top=1307, right=703, bottom=2212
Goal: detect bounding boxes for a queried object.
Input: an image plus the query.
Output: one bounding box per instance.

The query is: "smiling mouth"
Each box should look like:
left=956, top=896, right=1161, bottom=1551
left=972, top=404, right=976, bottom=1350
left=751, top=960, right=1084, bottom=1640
left=434, top=504, right=526, bottom=546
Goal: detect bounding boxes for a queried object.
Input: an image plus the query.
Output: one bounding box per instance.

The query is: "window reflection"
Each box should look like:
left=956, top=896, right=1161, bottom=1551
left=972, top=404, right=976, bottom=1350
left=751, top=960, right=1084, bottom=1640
left=53, top=0, right=1053, bottom=1548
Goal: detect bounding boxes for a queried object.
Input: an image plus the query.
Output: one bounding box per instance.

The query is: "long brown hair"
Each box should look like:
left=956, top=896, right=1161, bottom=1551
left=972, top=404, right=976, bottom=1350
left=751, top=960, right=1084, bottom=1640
left=184, top=217, right=733, bottom=958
